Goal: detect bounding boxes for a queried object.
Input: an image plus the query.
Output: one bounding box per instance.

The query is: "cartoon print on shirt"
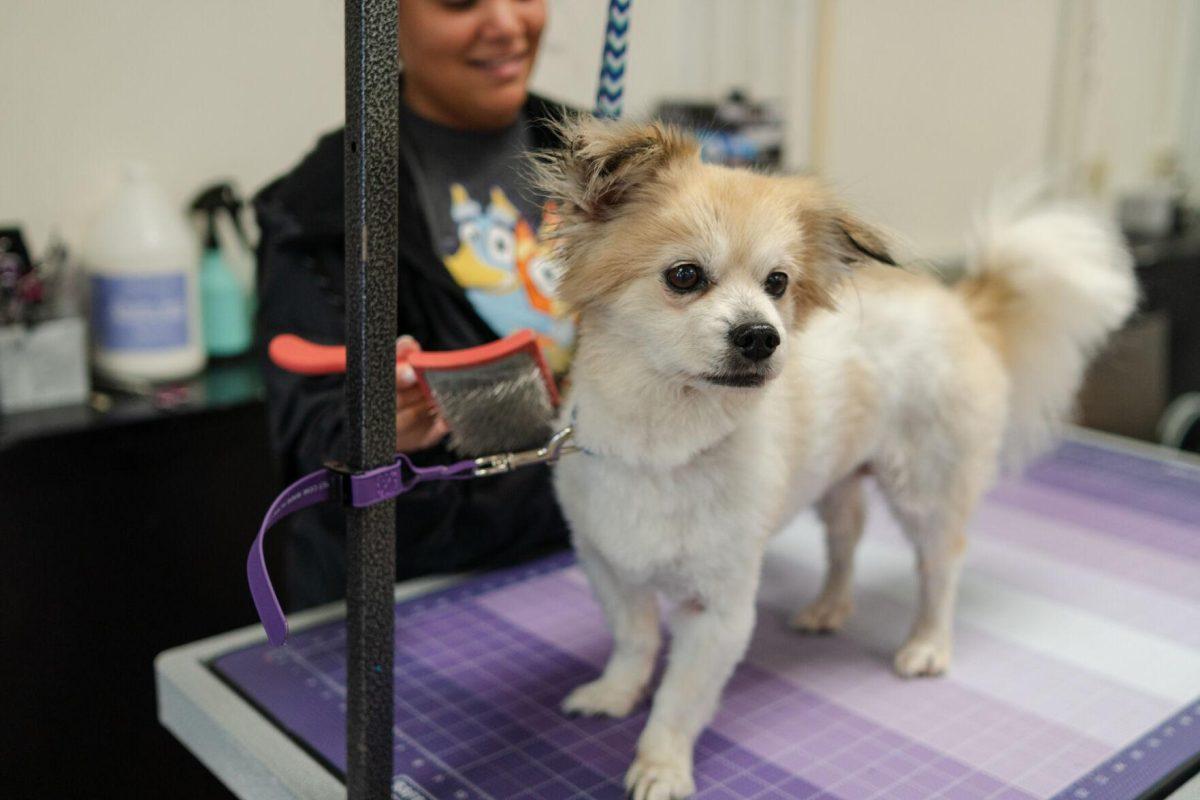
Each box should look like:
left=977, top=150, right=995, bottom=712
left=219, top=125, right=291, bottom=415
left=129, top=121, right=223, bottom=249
left=443, top=184, right=573, bottom=371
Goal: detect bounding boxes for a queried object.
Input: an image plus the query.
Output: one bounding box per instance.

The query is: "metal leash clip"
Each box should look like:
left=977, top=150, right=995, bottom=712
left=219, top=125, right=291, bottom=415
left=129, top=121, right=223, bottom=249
left=472, top=426, right=580, bottom=477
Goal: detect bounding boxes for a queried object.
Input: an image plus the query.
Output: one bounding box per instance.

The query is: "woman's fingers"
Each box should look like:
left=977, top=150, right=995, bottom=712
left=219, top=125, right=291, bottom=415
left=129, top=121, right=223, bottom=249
left=395, top=334, right=419, bottom=355
left=396, top=361, right=418, bottom=389
left=392, top=335, right=452, bottom=452
left=417, top=416, right=451, bottom=450
left=395, top=402, right=449, bottom=452
left=395, top=335, right=421, bottom=388
left=396, top=382, right=427, bottom=409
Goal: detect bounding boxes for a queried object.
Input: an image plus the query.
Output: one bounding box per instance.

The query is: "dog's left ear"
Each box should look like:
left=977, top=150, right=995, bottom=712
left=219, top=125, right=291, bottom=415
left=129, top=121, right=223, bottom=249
left=532, top=114, right=700, bottom=224
left=795, top=181, right=895, bottom=271
left=793, top=198, right=895, bottom=319
left=830, top=213, right=896, bottom=267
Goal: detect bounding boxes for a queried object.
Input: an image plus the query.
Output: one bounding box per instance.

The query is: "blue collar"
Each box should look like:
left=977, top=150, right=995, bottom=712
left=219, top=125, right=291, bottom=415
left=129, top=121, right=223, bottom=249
left=568, top=405, right=599, bottom=457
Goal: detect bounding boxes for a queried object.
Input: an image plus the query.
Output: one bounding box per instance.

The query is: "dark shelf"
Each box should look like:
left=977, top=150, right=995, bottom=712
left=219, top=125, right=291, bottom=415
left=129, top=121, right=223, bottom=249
left=0, top=353, right=266, bottom=452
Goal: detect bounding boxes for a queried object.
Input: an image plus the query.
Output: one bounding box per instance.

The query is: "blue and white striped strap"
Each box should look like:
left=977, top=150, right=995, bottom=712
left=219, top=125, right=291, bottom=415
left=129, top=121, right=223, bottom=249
left=594, top=0, right=631, bottom=119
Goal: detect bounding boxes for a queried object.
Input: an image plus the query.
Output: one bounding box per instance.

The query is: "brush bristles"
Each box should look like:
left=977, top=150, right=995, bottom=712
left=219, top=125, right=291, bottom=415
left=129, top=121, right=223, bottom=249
left=423, top=353, right=556, bottom=456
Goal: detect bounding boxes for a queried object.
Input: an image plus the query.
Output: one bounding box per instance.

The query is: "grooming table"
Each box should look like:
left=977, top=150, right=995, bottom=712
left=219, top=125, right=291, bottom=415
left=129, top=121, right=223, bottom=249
left=157, top=431, right=1200, bottom=799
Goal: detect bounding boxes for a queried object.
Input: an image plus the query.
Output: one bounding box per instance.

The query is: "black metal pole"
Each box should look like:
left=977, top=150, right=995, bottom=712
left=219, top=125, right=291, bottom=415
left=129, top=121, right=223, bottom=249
left=344, top=1, right=399, bottom=798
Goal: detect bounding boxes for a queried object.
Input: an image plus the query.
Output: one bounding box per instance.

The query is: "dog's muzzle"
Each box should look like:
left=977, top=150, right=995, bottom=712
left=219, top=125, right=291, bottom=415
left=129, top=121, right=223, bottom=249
left=729, top=323, right=780, bottom=363
left=702, top=322, right=780, bottom=388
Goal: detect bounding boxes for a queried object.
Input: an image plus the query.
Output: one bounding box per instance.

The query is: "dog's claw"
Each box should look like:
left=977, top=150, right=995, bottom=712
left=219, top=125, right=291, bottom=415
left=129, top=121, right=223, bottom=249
left=790, top=596, right=853, bottom=633
left=561, top=678, right=642, bottom=718
left=625, top=754, right=695, bottom=800
left=893, top=635, right=952, bottom=677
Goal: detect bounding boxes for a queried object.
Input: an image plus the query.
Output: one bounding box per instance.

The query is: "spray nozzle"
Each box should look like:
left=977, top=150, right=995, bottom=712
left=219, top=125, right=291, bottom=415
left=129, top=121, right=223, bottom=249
left=190, top=182, right=250, bottom=252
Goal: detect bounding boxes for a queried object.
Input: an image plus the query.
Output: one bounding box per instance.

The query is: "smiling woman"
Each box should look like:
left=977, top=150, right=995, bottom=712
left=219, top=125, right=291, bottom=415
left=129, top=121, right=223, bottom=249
left=398, top=0, right=547, bottom=131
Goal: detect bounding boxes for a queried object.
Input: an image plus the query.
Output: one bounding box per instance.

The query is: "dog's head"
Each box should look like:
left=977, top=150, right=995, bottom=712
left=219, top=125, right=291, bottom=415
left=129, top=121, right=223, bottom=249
left=534, top=115, right=892, bottom=390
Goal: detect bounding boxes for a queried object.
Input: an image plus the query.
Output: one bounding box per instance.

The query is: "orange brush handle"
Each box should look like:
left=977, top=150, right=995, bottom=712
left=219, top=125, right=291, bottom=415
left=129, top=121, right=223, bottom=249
left=269, top=334, right=346, bottom=375
left=269, top=329, right=559, bottom=407
left=268, top=334, right=413, bottom=376
left=269, top=331, right=548, bottom=373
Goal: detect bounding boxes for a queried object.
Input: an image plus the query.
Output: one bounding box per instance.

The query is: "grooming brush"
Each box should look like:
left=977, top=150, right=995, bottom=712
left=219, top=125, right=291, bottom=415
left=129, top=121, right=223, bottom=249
left=269, top=329, right=560, bottom=456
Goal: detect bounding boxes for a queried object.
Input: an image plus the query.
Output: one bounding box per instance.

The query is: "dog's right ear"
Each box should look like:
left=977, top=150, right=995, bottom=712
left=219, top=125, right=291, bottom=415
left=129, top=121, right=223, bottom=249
left=532, top=115, right=699, bottom=223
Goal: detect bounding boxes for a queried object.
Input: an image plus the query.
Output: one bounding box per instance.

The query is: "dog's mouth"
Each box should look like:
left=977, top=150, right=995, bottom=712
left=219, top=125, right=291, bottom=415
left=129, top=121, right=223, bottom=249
left=702, top=372, right=769, bottom=388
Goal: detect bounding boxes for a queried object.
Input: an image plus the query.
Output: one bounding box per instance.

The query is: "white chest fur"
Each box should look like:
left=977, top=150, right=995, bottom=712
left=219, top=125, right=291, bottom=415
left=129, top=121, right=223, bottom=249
left=554, top=380, right=792, bottom=601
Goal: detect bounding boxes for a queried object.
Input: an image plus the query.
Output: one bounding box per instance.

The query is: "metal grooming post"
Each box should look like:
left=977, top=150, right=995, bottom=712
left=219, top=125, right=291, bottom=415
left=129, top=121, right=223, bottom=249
left=344, top=1, right=399, bottom=798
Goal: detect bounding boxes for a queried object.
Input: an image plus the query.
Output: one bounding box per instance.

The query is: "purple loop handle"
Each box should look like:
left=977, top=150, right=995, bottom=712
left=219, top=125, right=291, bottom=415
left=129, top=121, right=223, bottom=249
left=247, top=454, right=477, bottom=646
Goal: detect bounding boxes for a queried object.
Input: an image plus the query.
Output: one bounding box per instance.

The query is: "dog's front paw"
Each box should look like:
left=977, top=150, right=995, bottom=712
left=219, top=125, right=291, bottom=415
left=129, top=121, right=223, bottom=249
left=625, top=753, right=695, bottom=800
left=790, top=595, right=854, bottom=633
left=561, top=677, right=642, bottom=718
left=893, top=634, right=952, bottom=677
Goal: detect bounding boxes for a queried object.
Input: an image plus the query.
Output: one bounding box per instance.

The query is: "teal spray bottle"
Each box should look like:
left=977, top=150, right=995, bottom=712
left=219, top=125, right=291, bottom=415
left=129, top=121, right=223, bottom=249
left=191, top=183, right=252, bottom=357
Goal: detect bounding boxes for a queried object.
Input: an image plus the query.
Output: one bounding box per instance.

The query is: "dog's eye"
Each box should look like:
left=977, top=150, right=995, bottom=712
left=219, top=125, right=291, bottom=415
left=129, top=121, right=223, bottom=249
left=664, top=263, right=705, bottom=293
left=764, top=271, right=789, bottom=298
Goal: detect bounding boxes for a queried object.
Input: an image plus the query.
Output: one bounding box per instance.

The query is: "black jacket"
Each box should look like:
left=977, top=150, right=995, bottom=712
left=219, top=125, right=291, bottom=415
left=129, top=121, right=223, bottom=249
left=254, top=92, right=571, bottom=610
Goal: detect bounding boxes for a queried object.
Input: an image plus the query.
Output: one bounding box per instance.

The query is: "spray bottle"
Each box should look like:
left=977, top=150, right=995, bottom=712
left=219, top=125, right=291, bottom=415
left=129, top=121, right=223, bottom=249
left=191, top=183, right=252, bottom=357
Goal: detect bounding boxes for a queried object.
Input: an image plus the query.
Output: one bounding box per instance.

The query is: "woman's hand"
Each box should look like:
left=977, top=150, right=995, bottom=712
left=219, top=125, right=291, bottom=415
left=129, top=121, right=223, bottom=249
left=395, top=335, right=449, bottom=452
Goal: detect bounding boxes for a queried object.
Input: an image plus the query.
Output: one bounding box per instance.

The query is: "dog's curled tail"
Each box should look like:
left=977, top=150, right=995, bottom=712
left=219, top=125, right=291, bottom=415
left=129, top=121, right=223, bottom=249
left=958, top=196, right=1137, bottom=467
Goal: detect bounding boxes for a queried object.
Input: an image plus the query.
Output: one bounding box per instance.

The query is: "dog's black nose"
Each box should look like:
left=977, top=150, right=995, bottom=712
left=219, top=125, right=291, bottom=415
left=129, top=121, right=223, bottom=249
left=729, top=323, right=780, bottom=362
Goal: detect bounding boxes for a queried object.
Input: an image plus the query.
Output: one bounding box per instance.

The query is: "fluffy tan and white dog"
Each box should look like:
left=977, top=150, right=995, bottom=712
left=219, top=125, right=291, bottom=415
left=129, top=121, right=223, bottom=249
left=534, top=118, right=1136, bottom=800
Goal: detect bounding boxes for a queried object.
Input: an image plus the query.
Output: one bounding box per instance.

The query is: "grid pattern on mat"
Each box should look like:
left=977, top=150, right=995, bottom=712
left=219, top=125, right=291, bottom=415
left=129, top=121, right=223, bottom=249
left=214, top=440, right=1200, bottom=799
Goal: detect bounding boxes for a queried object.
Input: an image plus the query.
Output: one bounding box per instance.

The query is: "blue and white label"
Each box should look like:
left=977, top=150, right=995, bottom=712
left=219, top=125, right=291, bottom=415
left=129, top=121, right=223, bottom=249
left=90, top=273, right=189, bottom=350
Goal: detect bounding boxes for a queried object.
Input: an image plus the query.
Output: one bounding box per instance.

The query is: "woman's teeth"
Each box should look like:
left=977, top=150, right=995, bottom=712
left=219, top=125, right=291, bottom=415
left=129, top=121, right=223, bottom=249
left=471, top=54, right=525, bottom=78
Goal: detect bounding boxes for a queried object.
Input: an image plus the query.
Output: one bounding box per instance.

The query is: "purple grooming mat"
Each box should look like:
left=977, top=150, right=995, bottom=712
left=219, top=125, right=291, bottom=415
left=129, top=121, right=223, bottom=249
left=214, top=439, right=1200, bottom=799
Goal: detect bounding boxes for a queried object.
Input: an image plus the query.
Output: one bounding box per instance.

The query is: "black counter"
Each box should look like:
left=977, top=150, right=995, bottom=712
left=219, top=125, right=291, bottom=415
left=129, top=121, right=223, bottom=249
left=1, top=355, right=278, bottom=799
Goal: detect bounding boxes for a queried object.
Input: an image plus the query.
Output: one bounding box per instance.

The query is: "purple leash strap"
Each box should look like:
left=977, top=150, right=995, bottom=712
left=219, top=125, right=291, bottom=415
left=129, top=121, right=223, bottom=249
left=247, top=454, right=477, bottom=646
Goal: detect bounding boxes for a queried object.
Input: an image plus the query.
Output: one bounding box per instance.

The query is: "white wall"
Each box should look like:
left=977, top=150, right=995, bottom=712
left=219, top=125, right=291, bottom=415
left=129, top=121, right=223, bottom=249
left=1, top=0, right=345, bottom=254
left=1184, top=1, right=1200, bottom=202
left=2, top=0, right=1197, bottom=265
left=1064, top=0, right=1198, bottom=197
left=816, top=0, right=1062, bottom=258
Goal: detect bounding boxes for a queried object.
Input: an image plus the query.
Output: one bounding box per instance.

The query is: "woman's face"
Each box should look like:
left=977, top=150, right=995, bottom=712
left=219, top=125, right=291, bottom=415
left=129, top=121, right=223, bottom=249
left=398, top=0, right=547, bottom=130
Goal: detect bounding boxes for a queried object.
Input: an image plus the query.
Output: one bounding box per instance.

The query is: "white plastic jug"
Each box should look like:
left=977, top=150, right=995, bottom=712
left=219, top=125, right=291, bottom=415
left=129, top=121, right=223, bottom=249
left=84, top=163, right=205, bottom=382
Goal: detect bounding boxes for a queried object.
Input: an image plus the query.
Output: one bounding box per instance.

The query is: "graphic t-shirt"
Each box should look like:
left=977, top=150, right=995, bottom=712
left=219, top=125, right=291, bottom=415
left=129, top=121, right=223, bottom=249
left=399, top=103, right=573, bottom=372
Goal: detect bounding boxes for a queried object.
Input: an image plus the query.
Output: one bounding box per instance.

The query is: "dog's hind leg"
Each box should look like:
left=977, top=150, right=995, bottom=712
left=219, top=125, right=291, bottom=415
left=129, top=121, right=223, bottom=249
left=791, top=473, right=866, bottom=633
left=894, top=521, right=965, bottom=677
left=562, top=545, right=661, bottom=718
left=880, top=460, right=988, bottom=678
